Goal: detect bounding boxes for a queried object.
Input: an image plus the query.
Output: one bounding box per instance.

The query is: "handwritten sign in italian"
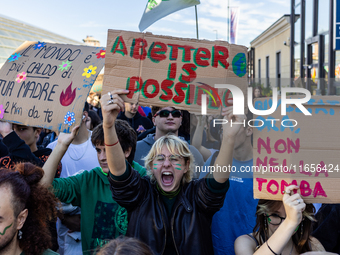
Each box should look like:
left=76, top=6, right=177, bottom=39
left=0, top=41, right=105, bottom=133
left=253, top=96, right=340, bottom=203
left=102, top=30, right=248, bottom=113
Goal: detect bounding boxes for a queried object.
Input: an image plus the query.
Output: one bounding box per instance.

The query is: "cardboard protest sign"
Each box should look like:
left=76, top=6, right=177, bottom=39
left=0, top=41, right=105, bottom=133
left=253, top=96, right=340, bottom=203
left=103, top=30, right=247, bottom=113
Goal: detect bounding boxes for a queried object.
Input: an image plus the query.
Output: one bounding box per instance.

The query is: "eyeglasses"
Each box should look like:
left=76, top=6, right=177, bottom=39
left=154, top=154, right=183, bottom=163
left=266, top=214, right=286, bottom=225
left=154, top=110, right=182, bottom=118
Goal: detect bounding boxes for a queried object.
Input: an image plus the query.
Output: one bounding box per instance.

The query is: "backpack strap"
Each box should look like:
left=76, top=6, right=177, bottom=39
left=246, top=234, right=260, bottom=250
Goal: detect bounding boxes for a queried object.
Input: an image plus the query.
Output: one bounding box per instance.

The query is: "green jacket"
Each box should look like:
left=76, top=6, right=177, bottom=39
left=52, top=162, right=146, bottom=254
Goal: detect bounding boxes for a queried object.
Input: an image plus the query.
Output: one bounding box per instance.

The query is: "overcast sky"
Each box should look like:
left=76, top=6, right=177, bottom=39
left=0, top=0, right=290, bottom=47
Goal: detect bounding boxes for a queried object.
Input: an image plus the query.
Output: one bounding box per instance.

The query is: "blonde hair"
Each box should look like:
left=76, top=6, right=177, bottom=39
left=143, top=134, right=194, bottom=184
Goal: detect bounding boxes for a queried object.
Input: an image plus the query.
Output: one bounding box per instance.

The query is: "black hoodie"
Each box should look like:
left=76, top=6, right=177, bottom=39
left=0, top=132, right=62, bottom=177
left=117, top=111, right=153, bottom=136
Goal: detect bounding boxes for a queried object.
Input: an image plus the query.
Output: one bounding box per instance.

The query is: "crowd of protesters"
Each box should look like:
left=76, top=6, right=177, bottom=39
left=0, top=89, right=338, bottom=255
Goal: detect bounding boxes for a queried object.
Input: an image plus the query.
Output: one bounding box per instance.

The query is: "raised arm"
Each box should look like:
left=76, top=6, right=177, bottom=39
left=213, top=106, right=243, bottom=183
left=41, top=126, right=79, bottom=187
left=235, top=185, right=306, bottom=255
left=100, top=89, right=129, bottom=176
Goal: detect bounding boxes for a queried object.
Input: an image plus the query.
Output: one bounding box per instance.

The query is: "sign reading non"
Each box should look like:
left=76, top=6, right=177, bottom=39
left=253, top=96, right=340, bottom=203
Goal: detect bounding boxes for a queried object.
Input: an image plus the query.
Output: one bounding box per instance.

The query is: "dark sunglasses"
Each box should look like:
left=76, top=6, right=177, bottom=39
left=154, top=109, right=182, bottom=118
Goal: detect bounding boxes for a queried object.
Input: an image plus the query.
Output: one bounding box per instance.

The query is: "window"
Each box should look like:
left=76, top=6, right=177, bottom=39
left=276, top=52, right=281, bottom=89
left=258, top=59, right=261, bottom=84
left=266, top=56, right=270, bottom=87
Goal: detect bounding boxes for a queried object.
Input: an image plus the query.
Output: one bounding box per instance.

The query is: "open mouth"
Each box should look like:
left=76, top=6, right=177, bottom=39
left=161, top=172, right=174, bottom=186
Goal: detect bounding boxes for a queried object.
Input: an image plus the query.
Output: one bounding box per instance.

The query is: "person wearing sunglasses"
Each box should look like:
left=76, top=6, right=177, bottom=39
left=134, top=106, right=204, bottom=177
left=235, top=185, right=326, bottom=255
left=100, top=89, right=244, bottom=255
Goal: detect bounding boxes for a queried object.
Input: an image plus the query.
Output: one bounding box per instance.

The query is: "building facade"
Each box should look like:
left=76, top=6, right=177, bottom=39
left=292, top=0, right=339, bottom=95
left=0, top=14, right=81, bottom=68
left=249, top=15, right=294, bottom=90
left=249, top=0, right=340, bottom=96
left=83, top=36, right=100, bottom=47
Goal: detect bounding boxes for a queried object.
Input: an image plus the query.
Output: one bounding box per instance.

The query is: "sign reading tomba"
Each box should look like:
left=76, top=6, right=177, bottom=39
left=253, top=96, right=340, bottom=203
left=103, top=30, right=248, bottom=113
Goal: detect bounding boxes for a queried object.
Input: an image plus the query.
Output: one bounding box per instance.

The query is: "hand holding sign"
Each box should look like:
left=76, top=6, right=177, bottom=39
left=101, top=89, right=129, bottom=129
left=221, top=100, right=244, bottom=140
left=57, top=125, right=80, bottom=148
left=0, top=121, right=13, bottom=138
left=282, top=185, right=306, bottom=228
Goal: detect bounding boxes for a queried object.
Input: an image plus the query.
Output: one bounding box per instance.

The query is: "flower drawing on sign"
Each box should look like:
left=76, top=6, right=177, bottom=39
left=82, top=65, right=97, bottom=78
left=96, top=49, right=106, bottom=59
left=0, top=105, right=4, bottom=119
left=15, top=72, right=27, bottom=83
left=58, top=61, right=72, bottom=72
left=64, top=111, right=75, bottom=126
left=8, top=53, right=21, bottom=62
left=60, top=82, right=76, bottom=106
left=33, top=41, right=46, bottom=50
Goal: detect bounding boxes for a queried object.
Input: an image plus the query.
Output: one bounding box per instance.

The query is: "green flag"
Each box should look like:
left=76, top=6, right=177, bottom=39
left=139, top=0, right=200, bottom=31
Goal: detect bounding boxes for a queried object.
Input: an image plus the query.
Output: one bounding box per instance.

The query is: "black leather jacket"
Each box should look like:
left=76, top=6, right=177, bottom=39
left=108, top=168, right=228, bottom=255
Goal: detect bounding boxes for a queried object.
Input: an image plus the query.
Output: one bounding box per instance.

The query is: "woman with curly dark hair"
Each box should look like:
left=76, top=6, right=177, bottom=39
left=0, top=163, right=59, bottom=255
left=235, top=185, right=326, bottom=255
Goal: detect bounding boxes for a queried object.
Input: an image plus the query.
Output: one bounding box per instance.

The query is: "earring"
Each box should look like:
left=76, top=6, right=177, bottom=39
left=264, top=215, right=268, bottom=231
left=18, top=230, right=22, bottom=240
left=300, top=220, right=303, bottom=236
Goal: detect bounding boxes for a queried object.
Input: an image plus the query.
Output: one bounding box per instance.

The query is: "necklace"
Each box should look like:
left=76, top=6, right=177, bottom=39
left=67, top=135, right=90, bottom=161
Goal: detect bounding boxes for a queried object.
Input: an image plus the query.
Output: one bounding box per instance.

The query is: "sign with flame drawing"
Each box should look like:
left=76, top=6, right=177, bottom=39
left=0, top=41, right=105, bottom=133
